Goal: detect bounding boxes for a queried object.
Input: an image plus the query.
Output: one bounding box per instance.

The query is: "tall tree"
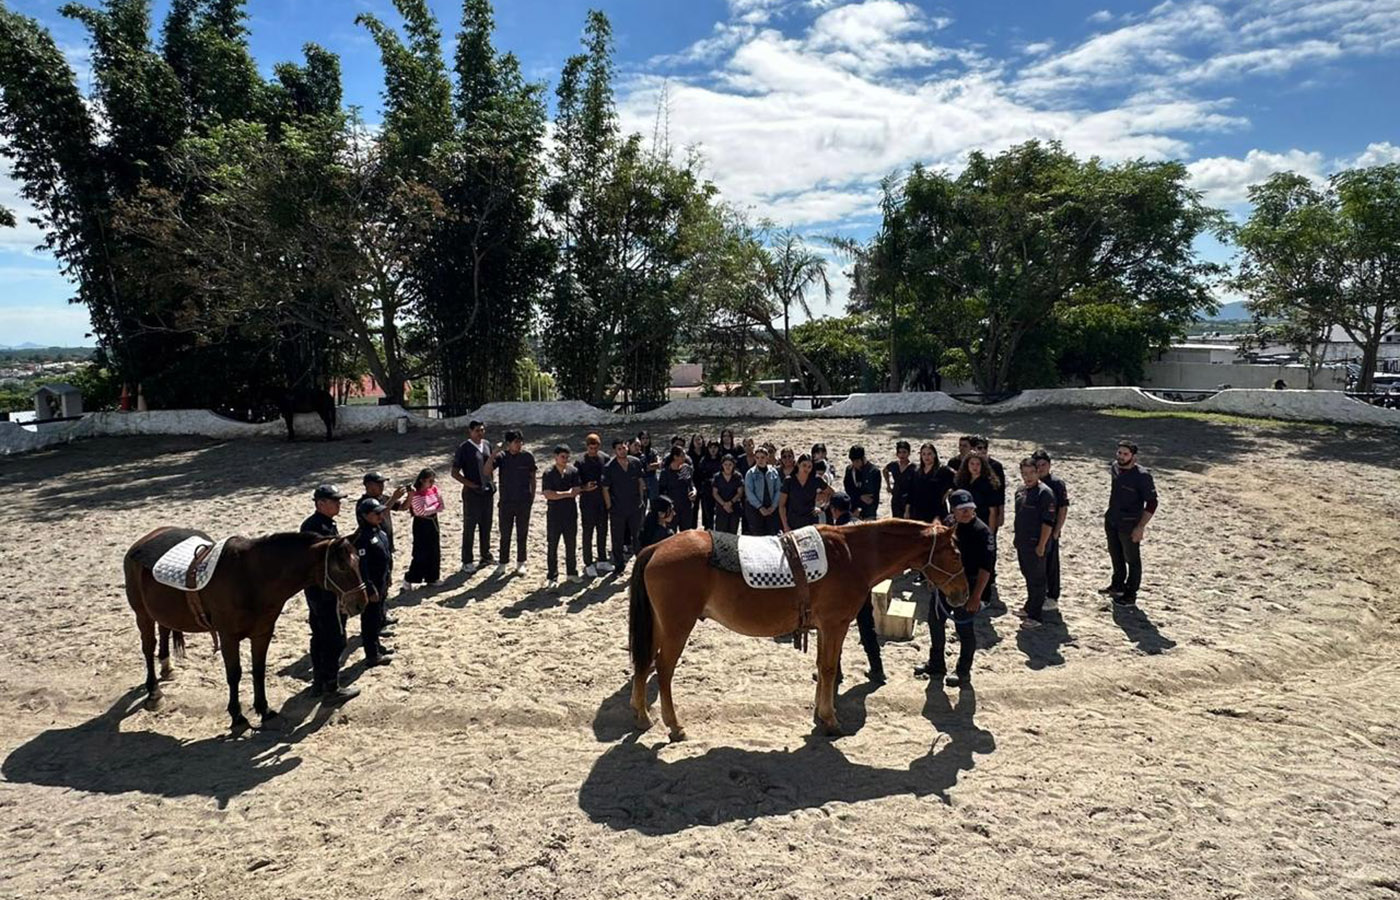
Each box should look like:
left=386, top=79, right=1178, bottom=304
left=763, top=226, right=831, bottom=395
left=1331, top=165, right=1400, bottom=392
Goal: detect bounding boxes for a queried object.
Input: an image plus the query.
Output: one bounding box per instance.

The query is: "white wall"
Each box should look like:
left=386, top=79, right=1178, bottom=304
left=1141, top=361, right=1348, bottom=391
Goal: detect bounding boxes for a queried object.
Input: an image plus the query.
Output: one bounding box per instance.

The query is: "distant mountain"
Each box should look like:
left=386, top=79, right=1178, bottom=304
left=0, top=342, right=47, bottom=350
left=1206, top=301, right=1251, bottom=321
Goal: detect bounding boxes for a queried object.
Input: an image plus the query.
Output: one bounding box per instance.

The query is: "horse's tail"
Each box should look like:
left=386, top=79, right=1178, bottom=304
left=629, top=545, right=657, bottom=675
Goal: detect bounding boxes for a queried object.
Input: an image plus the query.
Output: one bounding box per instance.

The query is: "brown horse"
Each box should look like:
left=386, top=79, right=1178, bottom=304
left=628, top=518, right=968, bottom=740
left=123, top=527, right=370, bottom=731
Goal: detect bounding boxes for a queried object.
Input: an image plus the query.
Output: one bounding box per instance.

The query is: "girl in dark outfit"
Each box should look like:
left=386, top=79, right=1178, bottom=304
left=640, top=495, right=678, bottom=548
left=778, top=454, right=821, bottom=531
left=696, top=440, right=725, bottom=530
left=906, top=442, right=956, bottom=522
left=711, top=455, right=744, bottom=533
left=956, top=454, right=1002, bottom=529
left=404, top=467, right=443, bottom=586
left=658, top=447, right=697, bottom=530
left=883, top=440, right=915, bottom=518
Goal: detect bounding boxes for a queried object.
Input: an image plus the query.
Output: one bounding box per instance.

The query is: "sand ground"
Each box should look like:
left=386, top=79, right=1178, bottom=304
left=1, top=410, right=1397, bottom=900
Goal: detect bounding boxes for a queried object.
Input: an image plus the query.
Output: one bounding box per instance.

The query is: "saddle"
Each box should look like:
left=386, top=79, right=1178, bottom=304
left=151, top=534, right=229, bottom=646
left=709, top=526, right=828, bottom=653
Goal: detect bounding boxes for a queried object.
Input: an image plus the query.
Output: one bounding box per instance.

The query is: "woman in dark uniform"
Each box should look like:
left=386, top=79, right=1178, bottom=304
left=696, top=440, right=725, bottom=530
left=658, top=447, right=697, bottom=531
left=883, top=440, right=915, bottom=518
left=711, top=454, right=744, bottom=533
left=906, top=442, right=956, bottom=522
left=957, top=454, right=1002, bottom=530
left=778, top=454, right=821, bottom=532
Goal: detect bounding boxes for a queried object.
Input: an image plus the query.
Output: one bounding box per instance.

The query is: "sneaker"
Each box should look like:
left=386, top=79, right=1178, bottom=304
left=585, top=564, right=598, bottom=577
left=1018, top=613, right=1043, bottom=629
left=596, top=561, right=615, bottom=574
left=321, top=684, right=361, bottom=704
left=462, top=562, right=478, bottom=575
left=493, top=563, right=510, bottom=577
left=913, top=662, right=946, bottom=680
left=401, top=579, right=414, bottom=592
left=1042, top=598, right=1059, bottom=612
left=944, top=671, right=972, bottom=689
left=365, top=656, right=393, bottom=668
left=514, top=563, right=529, bottom=577
left=546, top=578, right=560, bottom=592
left=569, top=574, right=584, bottom=583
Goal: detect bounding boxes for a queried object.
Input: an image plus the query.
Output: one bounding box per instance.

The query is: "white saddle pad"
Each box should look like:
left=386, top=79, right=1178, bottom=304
left=152, top=536, right=228, bottom=592
left=737, top=525, right=828, bottom=589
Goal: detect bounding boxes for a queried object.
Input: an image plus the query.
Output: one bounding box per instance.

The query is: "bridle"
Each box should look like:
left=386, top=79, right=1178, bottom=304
left=323, top=542, right=368, bottom=608
left=919, top=530, right=966, bottom=596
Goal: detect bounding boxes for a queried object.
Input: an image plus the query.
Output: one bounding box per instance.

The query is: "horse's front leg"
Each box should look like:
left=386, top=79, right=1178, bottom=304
left=249, top=630, right=278, bottom=725
left=814, top=624, right=844, bottom=736
left=220, top=636, right=250, bottom=733
left=157, top=626, right=174, bottom=681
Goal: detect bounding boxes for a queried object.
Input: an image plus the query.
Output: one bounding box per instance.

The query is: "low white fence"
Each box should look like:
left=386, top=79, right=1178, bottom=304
left=3, top=388, right=1396, bottom=456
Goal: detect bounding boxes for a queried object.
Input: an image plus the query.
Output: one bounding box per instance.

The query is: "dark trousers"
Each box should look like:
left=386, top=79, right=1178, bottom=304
left=462, top=490, right=493, bottom=565
left=744, top=505, right=776, bottom=536
left=1046, top=537, right=1061, bottom=599
left=305, top=590, right=345, bottom=688
left=855, top=596, right=882, bottom=673
left=700, top=494, right=716, bottom=530
left=546, top=510, right=578, bottom=580
left=1105, top=517, right=1143, bottom=597
left=930, top=599, right=976, bottom=674
left=498, top=500, right=532, bottom=564
left=713, top=506, right=741, bottom=534
left=1017, top=543, right=1049, bottom=619
left=360, top=586, right=386, bottom=660
left=406, top=515, right=440, bottom=584
left=609, top=508, right=643, bottom=566
left=581, top=500, right=607, bottom=566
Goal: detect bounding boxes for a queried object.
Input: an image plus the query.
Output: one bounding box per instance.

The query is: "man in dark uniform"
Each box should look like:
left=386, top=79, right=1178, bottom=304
left=452, top=420, right=494, bottom=575
left=352, top=497, right=393, bottom=667
left=830, top=493, right=885, bottom=684
left=602, top=438, right=646, bottom=573
left=915, top=489, right=992, bottom=688
left=576, top=433, right=611, bottom=577
left=843, top=445, right=882, bottom=519
left=1032, top=450, right=1069, bottom=611
left=493, top=429, right=537, bottom=577
left=301, top=484, right=359, bottom=702
left=542, top=444, right=582, bottom=590
left=1013, top=457, right=1058, bottom=627
left=1101, top=439, right=1158, bottom=606
left=358, top=472, right=407, bottom=625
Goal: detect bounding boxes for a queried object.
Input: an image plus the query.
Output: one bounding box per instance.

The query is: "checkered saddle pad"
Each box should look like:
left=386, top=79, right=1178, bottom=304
left=152, top=535, right=229, bottom=592
left=711, top=525, right=828, bottom=589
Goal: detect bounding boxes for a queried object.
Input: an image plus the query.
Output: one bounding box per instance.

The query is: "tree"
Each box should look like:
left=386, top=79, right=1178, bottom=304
left=1331, top=165, right=1400, bottom=392
left=763, top=226, right=831, bottom=395
left=788, top=315, right=884, bottom=393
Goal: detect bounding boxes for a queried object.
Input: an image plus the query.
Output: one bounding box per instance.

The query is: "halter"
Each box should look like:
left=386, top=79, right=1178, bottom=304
left=919, top=532, right=966, bottom=595
left=323, top=541, right=368, bottom=607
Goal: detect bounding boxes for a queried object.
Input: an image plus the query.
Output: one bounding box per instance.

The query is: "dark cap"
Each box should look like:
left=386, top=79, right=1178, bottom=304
left=829, top=491, right=852, bottom=511
left=1030, top=449, right=1052, bottom=463
left=356, top=496, right=387, bottom=518
left=313, top=484, right=346, bottom=501
left=363, top=471, right=386, bottom=484
left=949, top=489, right=976, bottom=510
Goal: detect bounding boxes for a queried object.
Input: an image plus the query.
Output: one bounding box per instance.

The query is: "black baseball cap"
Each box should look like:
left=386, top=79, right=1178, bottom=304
left=363, top=471, right=386, bottom=484
left=949, top=489, right=976, bottom=510
left=356, top=496, right=387, bottom=517
left=313, top=484, right=346, bottom=501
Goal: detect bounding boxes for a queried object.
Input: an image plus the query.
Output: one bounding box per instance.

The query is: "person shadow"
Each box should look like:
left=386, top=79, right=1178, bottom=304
left=1112, top=603, right=1177, bottom=655
left=1, top=675, right=350, bottom=809
left=1015, top=610, right=1076, bottom=670
left=578, top=683, right=993, bottom=835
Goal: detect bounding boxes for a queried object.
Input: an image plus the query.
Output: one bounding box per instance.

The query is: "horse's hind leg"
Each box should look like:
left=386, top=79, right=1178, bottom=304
left=655, top=617, right=697, bottom=742
left=220, top=636, right=250, bottom=733
left=157, top=626, right=174, bottom=681
left=630, top=650, right=654, bottom=731
left=137, top=612, right=161, bottom=707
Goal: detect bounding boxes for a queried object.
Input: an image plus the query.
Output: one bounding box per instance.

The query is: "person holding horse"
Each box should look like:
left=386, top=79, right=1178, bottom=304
left=1013, top=457, right=1058, bottom=628
left=301, top=484, right=359, bottom=703
left=542, top=444, right=583, bottom=590
left=711, top=454, right=744, bottom=533
left=742, top=445, right=781, bottom=535
left=603, top=438, right=647, bottom=573
left=778, top=453, right=821, bottom=532
left=404, top=468, right=443, bottom=588
left=829, top=492, right=886, bottom=685
left=915, top=489, right=992, bottom=688
left=843, top=445, right=882, bottom=519
left=452, top=420, right=495, bottom=576
left=576, top=433, right=612, bottom=577
left=1032, top=449, right=1070, bottom=612
left=353, top=497, right=394, bottom=667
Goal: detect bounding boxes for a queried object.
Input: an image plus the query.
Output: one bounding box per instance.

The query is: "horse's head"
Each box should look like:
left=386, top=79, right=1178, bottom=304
left=323, top=537, right=371, bottom=617
left=921, top=521, right=969, bottom=606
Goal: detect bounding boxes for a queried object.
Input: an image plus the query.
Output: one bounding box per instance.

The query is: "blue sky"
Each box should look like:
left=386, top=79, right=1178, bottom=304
left=2, top=0, right=1398, bottom=345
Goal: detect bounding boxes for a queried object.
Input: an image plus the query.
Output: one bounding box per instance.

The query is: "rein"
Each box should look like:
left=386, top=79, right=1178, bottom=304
left=918, top=531, right=964, bottom=595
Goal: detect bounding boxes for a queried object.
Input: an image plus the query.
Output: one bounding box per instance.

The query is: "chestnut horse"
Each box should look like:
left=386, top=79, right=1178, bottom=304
left=628, top=518, right=968, bottom=740
left=123, top=527, right=370, bottom=731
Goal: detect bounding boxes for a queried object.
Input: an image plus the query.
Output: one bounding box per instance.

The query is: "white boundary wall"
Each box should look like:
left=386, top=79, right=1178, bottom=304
left=3, top=389, right=1395, bottom=456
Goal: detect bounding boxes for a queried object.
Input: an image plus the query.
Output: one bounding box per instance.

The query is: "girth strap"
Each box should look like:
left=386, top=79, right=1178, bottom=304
left=183, top=543, right=220, bottom=653
left=779, top=531, right=812, bottom=654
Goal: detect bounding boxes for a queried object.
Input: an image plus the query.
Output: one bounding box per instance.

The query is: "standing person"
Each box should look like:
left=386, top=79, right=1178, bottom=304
left=300, top=485, right=358, bottom=703
left=810, top=443, right=829, bottom=468
left=971, top=436, right=1008, bottom=534
left=603, top=438, right=646, bottom=573
left=906, top=443, right=956, bottom=522
left=576, top=433, right=612, bottom=577
left=659, top=447, right=697, bottom=531
left=640, top=494, right=678, bottom=549
left=957, top=455, right=1002, bottom=532
left=719, top=428, right=740, bottom=461
left=1101, top=440, right=1158, bottom=606
left=777, top=447, right=798, bottom=483
left=404, top=468, right=443, bottom=589
left=778, top=454, right=821, bottom=532
left=696, top=441, right=725, bottom=530
left=737, top=437, right=758, bottom=475
left=542, top=445, right=582, bottom=591
left=742, top=445, right=781, bottom=535
left=711, top=455, right=744, bottom=533
left=948, top=435, right=974, bottom=477
left=352, top=497, right=394, bottom=667
left=636, top=431, right=661, bottom=509
left=829, top=493, right=885, bottom=684
left=1013, top=457, right=1057, bottom=627
left=492, top=430, right=537, bottom=577
left=843, top=446, right=882, bottom=520
left=452, top=420, right=494, bottom=575
left=687, top=433, right=706, bottom=471
left=915, top=490, right=993, bottom=688
left=358, top=472, right=408, bottom=619
left=1033, top=449, right=1070, bottom=611
left=884, top=441, right=915, bottom=518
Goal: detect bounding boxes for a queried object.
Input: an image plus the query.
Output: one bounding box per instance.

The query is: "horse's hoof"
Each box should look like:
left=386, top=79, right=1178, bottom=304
left=822, top=722, right=845, bottom=738
left=256, top=711, right=283, bottom=730
left=144, top=692, right=163, bottom=711
left=668, top=728, right=687, bottom=743
left=632, top=713, right=652, bottom=732
left=230, top=716, right=252, bottom=734
left=158, top=668, right=174, bottom=683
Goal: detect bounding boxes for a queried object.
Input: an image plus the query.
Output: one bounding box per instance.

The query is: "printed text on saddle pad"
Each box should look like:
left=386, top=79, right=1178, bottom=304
left=710, top=526, right=828, bottom=589
left=151, top=536, right=229, bottom=592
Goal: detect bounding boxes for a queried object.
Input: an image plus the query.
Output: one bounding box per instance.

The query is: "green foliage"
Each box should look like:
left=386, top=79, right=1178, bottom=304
left=787, top=315, right=884, bottom=393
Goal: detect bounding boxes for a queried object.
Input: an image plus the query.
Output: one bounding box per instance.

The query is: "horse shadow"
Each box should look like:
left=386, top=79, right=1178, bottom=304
left=1015, top=611, right=1076, bottom=670
left=1, top=679, right=345, bottom=809
left=578, top=686, right=993, bottom=835
left=1112, top=603, right=1177, bottom=655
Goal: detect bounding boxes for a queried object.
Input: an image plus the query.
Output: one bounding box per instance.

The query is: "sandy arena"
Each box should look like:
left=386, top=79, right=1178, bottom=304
left=1, top=409, right=1397, bottom=900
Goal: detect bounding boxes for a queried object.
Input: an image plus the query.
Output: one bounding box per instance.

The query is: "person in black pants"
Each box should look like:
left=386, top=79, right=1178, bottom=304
left=452, top=419, right=494, bottom=575
left=602, top=438, right=646, bottom=573
left=1032, top=449, right=1070, bottom=611
left=658, top=447, right=697, bottom=531
left=541, top=444, right=582, bottom=590
left=884, top=440, right=914, bottom=518
left=493, top=429, right=537, bottom=577
left=829, top=493, right=885, bottom=684
left=916, top=489, right=993, bottom=688
left=358, top=472, right=408, bottom=619
left=352, top=497, right=394, bottom=667
left=404, top=468, right=443, bottom=588
left=576, top=433, right=611, bottom=577
left=1013, top=457, right=1057, bottom=627
left=711, top=455, right=744, bottom=533
left=1100, top=439, right=1158, bottom=606
left=843, top=445, right=882, bottom=520
left=696, top=440, right=724, bottom=529
left=300, top=484, right=359, bottom=703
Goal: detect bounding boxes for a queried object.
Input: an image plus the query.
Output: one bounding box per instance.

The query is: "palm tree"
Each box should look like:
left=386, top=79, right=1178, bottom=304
left=764, top=227, right=832, bottom=396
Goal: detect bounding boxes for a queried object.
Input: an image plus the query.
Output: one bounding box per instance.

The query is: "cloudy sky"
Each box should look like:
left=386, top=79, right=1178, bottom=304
left=2, top=0, right=1398, bottom=345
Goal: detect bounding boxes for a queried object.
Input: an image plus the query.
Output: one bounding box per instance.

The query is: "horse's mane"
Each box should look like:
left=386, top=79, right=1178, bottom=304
left=226, top=531, right=329, bottom=554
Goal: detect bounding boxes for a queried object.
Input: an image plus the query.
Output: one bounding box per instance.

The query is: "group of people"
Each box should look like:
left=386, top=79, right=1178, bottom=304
left=296, top=422, right=1159, bottom=699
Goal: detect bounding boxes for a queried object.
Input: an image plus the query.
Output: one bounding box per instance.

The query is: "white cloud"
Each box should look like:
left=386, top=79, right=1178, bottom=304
left=1021, top=40, right=1054, bottom=56
left=0, top=171, right=48, bottom=254
left=1087, top=10, right=1114, bottom=24
left=1348, top=141, right=1400, bottom=167
left=1186, top=148, right=1326, bottom=208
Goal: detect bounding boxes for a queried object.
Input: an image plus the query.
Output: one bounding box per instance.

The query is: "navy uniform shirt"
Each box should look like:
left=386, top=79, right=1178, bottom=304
left=353, top=525, right=391, bottom=598
left=1106, top=463, right=1158, bottom=525
left=602, top=455, right=645, bottom=512
left=1013, top=481, right=1058, bottom=547
left=575, top=452, right=607, bottom=508
left=781, top=473, right=821, bottom=525
left=542, top=464, right=581, bottom=522
left=884, top=461, right=914, bottom=514
left=357, top=492, right=398, bottom=555
left=1041, top=473, right=1069, bottom=528
left=965, top=475, right=1000, bottom=527
left=300, top=511, right=338, bottom=603
left=843, top=463, right=882, bottom=519
left=907, top=465, right=956, bottom=522
left=453, top=439, right=493, bottom=492
left=712, top=470, right=743, bottom=504
left=494, top=449, right=537, bottom=505
left=985, top=456, right=1008, bottom=509
left=955, top=516, right=996, bottom=589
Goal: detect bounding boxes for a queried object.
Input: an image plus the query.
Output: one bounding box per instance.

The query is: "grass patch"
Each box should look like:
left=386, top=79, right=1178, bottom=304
left=1100, top=408, right=1334, bottom=432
